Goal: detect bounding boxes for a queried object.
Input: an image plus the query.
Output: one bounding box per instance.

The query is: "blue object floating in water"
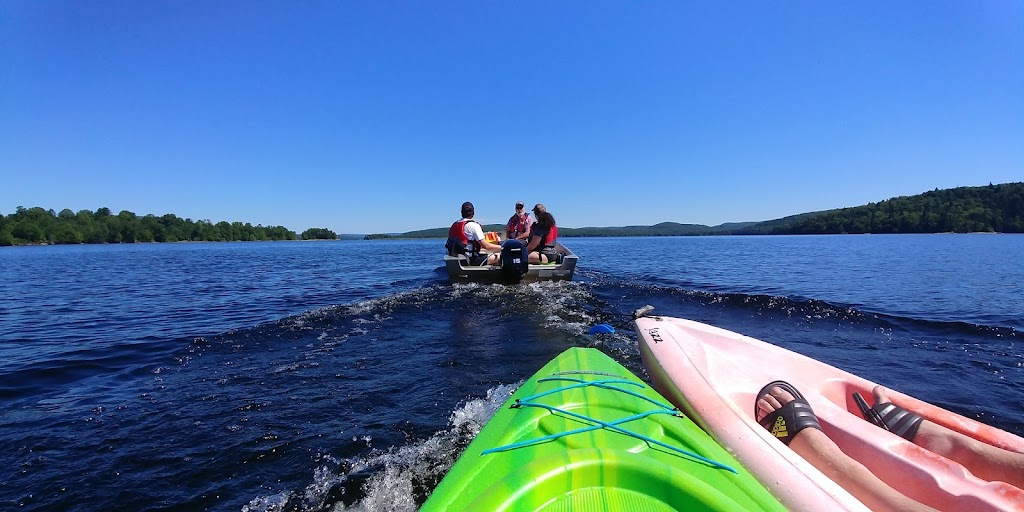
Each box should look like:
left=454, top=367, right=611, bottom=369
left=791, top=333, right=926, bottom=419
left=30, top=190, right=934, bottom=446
left=588, top=324, right=615, bottom=334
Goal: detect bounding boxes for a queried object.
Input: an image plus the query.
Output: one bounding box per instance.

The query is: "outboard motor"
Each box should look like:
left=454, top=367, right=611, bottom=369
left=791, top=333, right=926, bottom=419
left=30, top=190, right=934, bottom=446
left=499, top=239, right=529, bottom=284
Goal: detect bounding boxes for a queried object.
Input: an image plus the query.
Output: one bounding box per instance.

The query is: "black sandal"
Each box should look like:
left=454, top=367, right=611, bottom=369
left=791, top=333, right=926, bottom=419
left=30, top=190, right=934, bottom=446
left=852, top=391, right=923, bottom=441
left=756, top=380, right=822, bottom=446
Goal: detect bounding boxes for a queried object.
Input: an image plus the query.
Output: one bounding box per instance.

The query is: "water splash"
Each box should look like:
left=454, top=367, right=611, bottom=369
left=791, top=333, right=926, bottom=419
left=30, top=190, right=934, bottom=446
left=242, top=383, right=519, bottom=512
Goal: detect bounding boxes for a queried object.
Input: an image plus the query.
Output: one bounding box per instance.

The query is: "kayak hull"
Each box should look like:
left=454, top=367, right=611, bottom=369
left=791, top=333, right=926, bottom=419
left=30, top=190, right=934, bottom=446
left=421, top=347, right=785, bottom=511
left=635, top=314, right=1024, bottom=512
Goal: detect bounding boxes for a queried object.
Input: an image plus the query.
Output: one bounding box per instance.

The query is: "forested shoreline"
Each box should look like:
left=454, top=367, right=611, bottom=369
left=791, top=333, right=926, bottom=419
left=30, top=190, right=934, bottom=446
left=737, top=182, right=1023, bottom=235
left=373, top=182, right=1023, bottom=239
left=4, top=183, right=1021, bottom=246
left=0, top=207, right=338, bottom=246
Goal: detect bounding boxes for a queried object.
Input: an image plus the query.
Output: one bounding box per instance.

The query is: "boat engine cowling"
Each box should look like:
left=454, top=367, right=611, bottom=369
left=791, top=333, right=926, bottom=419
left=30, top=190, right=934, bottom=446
left=499, top=239, right=529, bottom=284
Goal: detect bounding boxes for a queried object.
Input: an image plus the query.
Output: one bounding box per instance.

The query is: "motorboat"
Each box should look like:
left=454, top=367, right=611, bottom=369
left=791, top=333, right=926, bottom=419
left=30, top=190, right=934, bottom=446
left=443, top=241, right=578, bottom=284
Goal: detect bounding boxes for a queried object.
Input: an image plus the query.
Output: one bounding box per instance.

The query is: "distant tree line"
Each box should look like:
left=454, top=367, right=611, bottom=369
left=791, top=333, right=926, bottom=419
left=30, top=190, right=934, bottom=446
left=558, top=222, right=739, bottom=237
left=0, top=207, right=302, bottom=246
left=374, top=182, right=1024, bottom=239
left=736, top=182, right=1024, bottom=235
left=393, top=222, right=754, bottom=238
left=392, top=224, right=506, bottom=239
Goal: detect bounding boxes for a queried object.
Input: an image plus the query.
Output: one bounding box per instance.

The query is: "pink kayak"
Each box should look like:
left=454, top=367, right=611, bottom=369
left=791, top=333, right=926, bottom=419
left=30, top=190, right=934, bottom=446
left=634, top=311, right=1024, bottom=512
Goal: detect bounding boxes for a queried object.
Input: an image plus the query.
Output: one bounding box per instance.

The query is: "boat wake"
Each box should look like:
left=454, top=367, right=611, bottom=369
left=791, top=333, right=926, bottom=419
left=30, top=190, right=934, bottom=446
left=242, top=383, right=519, bottom=512
left=586, top=274, right=1021, bottom=339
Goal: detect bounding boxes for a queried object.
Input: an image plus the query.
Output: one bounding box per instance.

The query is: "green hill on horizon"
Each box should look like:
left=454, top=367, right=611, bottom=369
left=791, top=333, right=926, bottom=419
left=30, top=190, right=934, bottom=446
left=736, top=182, right=1023, bottom=235
left=365, top=182, right=1023, bottom=239
left=5, top=182, right=1019, bottom=246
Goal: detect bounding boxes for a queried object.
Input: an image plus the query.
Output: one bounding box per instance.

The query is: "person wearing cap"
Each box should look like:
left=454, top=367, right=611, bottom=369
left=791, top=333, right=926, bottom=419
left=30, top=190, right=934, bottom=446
left=505, top=201, right=533, bottom=242
left=446, top=201, right=502, bottom=265
left=526, top=203, right=559, bottom=263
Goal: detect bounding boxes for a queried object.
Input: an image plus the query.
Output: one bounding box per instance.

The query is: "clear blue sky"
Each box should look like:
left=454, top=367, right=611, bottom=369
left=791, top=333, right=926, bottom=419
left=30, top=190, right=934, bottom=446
left=2, top=2, right=1021, bottom=234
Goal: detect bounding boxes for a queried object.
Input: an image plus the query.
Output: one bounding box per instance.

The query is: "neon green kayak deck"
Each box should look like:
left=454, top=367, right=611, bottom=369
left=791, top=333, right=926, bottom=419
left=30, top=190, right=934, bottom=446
left=421, top=347, right=785, bottom=511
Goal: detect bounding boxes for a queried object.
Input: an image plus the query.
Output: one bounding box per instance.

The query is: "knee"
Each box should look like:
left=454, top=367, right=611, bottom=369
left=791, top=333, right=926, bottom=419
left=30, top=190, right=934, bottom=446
left=914, top=423, right=958, bottom=456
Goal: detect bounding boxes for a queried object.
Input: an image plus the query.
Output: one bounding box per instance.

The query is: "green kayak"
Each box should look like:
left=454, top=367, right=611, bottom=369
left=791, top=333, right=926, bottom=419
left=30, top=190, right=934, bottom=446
left=421, top=347, right=784, bottom=511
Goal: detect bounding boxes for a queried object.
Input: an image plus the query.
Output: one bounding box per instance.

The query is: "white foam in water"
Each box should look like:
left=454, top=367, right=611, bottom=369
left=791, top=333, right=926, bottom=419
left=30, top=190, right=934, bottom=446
left=448, top=382, right=518, bottom=435
left=281, top=287, right=443, bottom=331
left=344, top=287, right=439, bottom=316
left=243, top=383, right=519, bottom=512
left=242, top=492, right=291, bottom=512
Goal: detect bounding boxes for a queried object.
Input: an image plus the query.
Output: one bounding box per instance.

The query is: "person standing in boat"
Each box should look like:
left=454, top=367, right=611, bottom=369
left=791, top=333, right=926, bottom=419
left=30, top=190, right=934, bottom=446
left=446, top=201, right=501, bottom=265
left=505, top=201, right=532, bottom=242
left=526, top=203, right=559, bottom=263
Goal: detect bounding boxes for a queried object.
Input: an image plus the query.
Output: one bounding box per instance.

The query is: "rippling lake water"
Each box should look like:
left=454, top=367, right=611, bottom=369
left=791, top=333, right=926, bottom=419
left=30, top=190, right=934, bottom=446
left=2, top=234, right=1021, bottom=511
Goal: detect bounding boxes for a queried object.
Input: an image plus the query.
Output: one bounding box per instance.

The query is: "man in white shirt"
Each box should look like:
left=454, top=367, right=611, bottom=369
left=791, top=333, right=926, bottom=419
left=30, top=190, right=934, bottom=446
left=446, top=202, right=501, bottom=265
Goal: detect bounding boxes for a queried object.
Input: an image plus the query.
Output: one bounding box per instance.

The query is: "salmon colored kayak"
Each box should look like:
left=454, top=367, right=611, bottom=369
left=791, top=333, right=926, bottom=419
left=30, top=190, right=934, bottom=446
left=634, top=310, right=1024, bottom=512
left=421, top=347, right=785, bottom=511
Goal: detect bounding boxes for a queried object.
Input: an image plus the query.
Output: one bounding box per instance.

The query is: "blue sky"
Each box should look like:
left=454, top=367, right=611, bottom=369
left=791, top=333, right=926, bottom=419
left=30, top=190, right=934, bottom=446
left=2, top=2, right=1021, bottom=234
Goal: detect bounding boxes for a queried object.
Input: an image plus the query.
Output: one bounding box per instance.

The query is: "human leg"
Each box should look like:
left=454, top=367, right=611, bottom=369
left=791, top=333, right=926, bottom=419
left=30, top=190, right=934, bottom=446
left=757, top=383, right=935, bottom=512
left=870, top=386, right=1024, bottom=488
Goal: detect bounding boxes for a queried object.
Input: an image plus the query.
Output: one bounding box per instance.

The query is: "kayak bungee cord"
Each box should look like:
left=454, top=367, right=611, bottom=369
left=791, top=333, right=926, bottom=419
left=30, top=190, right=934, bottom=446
left=480, top=407, right=675, bottom=454
left=521, top=376, right=673, bottom=410
left=479, top=377, right=738, bottom=474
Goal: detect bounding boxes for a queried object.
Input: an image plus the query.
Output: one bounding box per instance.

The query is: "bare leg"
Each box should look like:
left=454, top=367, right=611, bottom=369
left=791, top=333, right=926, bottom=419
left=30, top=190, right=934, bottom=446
left=873, top=386, right=1024, bottom=488
left=758, top=386, right=936, bottom=512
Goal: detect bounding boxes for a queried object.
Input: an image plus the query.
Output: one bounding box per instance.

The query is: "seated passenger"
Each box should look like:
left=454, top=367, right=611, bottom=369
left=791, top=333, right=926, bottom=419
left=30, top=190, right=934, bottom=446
left=757, top=381, right=935, bottom=511
left=446, top=201, right=501, bottom=265
left=526, top=203, right=559, bottom=264
left=505, top=201, right=532, bottom=242
left=757, top=381, right=1024, bottom=511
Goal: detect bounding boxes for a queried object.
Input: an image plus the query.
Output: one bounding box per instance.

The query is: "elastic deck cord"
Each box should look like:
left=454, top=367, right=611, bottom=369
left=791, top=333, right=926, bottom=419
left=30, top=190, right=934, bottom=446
left=480, top=377, right=737, bottom=474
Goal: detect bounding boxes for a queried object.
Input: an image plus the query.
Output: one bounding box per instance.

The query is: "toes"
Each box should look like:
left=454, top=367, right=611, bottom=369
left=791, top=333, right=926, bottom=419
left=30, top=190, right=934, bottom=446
left=770, top=385, right=795, bottom=403
left=756, top=398, right=769, bottom=420
left=757, top=397, right=778, bottom=420
left=757, top=383, right=802, bottom=421
left=756, top=391, right=783, bottom=420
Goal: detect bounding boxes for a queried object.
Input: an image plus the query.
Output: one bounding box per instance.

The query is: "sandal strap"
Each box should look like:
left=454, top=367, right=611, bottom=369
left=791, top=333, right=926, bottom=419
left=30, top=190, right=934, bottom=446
left=756, top=381, right=822, bottom=446
left=872, top=402, right=923, bottom=441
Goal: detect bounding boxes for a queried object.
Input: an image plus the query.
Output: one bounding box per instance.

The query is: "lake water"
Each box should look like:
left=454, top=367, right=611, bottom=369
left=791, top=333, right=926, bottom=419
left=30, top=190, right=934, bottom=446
left=2, top=234, right=1022, bottom=511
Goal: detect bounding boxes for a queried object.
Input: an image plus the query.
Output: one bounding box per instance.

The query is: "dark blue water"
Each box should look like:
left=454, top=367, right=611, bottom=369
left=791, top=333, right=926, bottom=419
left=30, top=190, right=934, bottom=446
left=2, top=235, right=1022, bottom=511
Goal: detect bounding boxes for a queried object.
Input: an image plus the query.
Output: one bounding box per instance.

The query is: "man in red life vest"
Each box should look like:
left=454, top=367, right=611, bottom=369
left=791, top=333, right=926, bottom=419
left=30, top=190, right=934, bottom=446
left=505, top=201, right=532, bottom=242
left=446, top=201, right=501, bottom=265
